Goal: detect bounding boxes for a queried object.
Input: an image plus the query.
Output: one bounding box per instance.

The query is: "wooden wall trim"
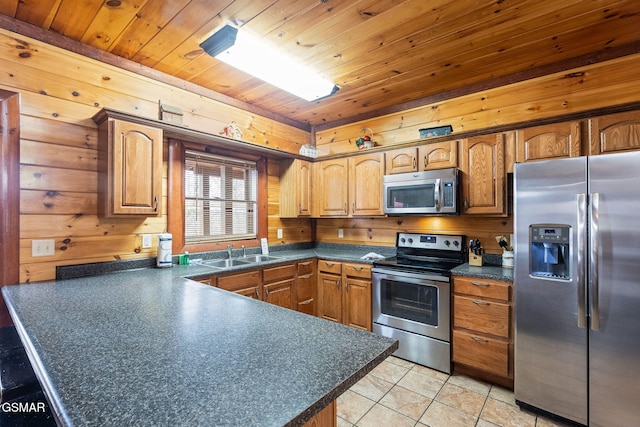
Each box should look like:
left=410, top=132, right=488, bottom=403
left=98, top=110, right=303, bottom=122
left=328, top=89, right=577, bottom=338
left=0, top=14, right=310, bottom=133
left=0, top=90, right=20, bottom=326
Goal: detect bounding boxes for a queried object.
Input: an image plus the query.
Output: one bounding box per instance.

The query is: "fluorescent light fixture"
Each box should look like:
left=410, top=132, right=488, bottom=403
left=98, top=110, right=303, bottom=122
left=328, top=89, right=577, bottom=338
left=200, top=25, right=339, bottom=102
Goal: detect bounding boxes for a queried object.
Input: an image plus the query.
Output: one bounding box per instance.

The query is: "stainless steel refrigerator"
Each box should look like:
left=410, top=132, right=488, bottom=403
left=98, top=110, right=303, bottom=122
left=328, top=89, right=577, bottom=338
left=514, top=150, right=640, bottom=427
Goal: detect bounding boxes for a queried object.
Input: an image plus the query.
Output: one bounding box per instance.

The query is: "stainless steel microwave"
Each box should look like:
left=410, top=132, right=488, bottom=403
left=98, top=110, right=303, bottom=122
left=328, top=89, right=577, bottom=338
left=383, top=168, right=459, bottom=215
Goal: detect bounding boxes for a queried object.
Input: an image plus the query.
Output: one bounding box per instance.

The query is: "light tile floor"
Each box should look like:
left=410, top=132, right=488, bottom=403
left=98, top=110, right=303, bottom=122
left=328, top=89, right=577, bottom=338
left=337, top=356, right=574, bottom=427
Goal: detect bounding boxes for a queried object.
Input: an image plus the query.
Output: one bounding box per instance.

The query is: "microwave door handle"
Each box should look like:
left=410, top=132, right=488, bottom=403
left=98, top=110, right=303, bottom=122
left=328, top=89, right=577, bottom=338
left=434, top=178, right=442, bottom=210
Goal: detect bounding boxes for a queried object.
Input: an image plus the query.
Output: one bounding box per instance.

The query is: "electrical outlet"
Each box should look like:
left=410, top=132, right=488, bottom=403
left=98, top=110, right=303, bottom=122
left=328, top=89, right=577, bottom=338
left=141, top=234, right=152, bottom=249
left=32, top=239, right=55, bottom=257
left=277, top=229, right=283, bottom=239
left=338, top=229, right=344, bottom=238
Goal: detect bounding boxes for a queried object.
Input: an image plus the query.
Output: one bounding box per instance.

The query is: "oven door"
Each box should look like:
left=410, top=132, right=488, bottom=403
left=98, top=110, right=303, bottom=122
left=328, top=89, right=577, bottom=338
left=372, top=268, right=450, bottom=342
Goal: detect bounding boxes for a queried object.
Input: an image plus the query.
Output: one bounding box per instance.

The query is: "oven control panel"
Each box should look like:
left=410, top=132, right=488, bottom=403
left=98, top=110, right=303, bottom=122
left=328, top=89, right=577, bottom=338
left=396, top=233, right=464, bottom=252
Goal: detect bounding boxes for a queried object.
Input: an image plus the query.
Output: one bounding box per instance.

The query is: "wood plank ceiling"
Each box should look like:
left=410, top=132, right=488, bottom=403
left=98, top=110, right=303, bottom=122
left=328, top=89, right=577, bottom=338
left=1, top=0, right=640, bottom=129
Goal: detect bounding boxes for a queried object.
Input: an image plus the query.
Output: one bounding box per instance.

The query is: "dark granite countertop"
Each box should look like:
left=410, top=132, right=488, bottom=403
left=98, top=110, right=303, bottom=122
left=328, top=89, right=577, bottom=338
left=2, top=268, right=397, bottom=427
left=451, top=263, right=514, bottom=282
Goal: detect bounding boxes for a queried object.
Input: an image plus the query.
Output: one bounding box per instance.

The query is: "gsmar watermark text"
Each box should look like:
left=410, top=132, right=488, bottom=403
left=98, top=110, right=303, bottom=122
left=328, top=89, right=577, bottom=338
left=1, top=401, right=47, bottom=413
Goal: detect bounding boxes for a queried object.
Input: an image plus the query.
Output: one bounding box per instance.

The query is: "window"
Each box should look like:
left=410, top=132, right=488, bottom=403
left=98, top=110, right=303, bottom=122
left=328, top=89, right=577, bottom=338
left=168, top=140, right=267, bottom=254
left=184, top=150, right=257, bottom=244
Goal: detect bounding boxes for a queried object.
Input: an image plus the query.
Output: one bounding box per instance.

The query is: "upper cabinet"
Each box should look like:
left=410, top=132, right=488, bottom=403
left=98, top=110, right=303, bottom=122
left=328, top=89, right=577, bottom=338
left=95, top=115, right=163, bottom=217
left=385, top=140, right=458, bottom=174
left=460, top=133, right=509, bottom=216
left=279, top=159, right=312, bottom=218
left=516, top=121, right=582, bottom=162
left=589, top=110, right=640, bottom=155
left=315, top=153, right=384, bottom=217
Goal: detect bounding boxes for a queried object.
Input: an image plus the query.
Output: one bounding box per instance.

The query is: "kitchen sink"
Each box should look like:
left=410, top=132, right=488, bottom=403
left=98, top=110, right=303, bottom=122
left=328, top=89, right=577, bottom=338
left=200, top=258, right=254, bottom=268
left=241, top=255, right=283, bottom=263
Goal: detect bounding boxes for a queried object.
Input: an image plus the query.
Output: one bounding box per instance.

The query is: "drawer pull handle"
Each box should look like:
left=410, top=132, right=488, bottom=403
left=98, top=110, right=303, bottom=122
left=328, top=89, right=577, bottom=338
left=351, top=266, right=363, bottom=271
left=471, top=300, right=490, bottom=306
left=324, top=261, right=335, bottom=266
left=471, top=336, right=489, bottom=343
left=471, top=281, right=490, bottom=287
left=336, top=279, right=341, bottom=289
left=299, top=261, right=311, bottom=266
left=299, top=274, right=312, bottom=279
left=300, top=300, right=312, bottom=305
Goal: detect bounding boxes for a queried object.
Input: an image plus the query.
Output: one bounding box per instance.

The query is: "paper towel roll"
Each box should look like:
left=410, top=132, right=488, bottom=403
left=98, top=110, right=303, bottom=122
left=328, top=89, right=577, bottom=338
left=157, top=233, right=173, bottom=268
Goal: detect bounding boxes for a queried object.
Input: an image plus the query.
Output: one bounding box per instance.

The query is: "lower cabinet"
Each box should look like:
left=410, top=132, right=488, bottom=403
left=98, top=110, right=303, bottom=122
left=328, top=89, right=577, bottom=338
left=216, top=269, right=262, bottom=300
left=296, top=259, right=317, bottom=315
left=303, top=401, right=336, bottom=427
left=263, top=263, right=296, bottom=310
left=318, top=260, right=372, bottom=332
left=452, top=275, right=513, bottom=387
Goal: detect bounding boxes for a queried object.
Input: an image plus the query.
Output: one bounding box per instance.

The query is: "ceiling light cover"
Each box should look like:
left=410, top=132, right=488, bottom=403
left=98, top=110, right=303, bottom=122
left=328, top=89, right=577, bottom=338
left=200, top=25, right=338, bottom=102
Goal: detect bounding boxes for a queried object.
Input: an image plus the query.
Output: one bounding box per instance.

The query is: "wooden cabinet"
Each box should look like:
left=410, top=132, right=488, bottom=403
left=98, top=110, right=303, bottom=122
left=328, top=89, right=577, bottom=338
left=279, top=159, right=312, bottom=217
left=315, top=153, right=384, bottom=217
left=516, top=121, right=582, bottom=162
left=318, top=260, right=372, bottom=331
left=216, top=269, right=262, bottom=300
left=452, top=275, right=513, bottom=386
left=303, top=401, right=336, bottom=427
left=460, top=133, right=508, bottom=216
left=263, top=263, right=296, bottom=310
left=96, top=116, right=163, bottom=217
left=296, top=259, right=317, bottom=316
left=317, top=260, right=343, bottom=323
left=385, top=140, right=458, bottom=174
left=342, top=263, right=372, bottom=332
left=589, top=110, right=640, bottom=155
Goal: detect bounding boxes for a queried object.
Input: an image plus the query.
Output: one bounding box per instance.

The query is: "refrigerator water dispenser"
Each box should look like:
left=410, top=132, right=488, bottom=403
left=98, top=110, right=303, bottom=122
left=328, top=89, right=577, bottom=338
left=529, top=225, right=570, bottom=280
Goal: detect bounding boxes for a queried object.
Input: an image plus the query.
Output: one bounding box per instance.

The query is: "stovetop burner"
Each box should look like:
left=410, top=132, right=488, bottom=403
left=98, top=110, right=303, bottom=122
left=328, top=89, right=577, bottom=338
left=373, top=232, right=467, bottom=274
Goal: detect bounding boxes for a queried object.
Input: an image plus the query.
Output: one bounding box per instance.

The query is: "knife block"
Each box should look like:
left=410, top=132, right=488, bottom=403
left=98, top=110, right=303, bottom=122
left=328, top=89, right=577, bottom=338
left=469, top=253, right=483, bottom=266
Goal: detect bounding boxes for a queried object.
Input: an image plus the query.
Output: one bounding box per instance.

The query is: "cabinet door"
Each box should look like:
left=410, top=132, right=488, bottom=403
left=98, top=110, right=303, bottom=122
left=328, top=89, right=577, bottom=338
left=385, top=147, right=417, bottom=174
left=106, top=120, right=162, bottom=216
left=419, top=140, right=458, bottom=170
left=461, top=133, right=506, bottom=215
left=264, top=279, right=295, bottom=310
left=516, top=121, right=582, bottom=162
left=589, top=111, right=640, bottom=155
left=317, top=272, right=342, bottom=323
left=280, top=159, right=312, bottom=217
left=316, top=159, right=348, bottom=216
left=343, top=277, right=371, bottom=331
left=348, top=153, right=384, bottom=216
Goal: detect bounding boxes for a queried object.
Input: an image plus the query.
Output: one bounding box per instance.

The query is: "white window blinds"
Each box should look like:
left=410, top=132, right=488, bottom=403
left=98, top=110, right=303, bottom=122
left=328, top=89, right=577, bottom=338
left=184, top=150, right=257, bottom=243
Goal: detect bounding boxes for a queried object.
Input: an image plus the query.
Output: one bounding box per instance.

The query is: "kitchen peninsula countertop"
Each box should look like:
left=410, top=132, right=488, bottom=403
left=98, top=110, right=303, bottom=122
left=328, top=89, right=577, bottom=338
left=2, top=268, right=397, bottom=426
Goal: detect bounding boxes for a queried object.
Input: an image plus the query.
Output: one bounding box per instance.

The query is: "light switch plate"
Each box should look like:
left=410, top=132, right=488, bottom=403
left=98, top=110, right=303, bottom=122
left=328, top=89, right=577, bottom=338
left=141, top=234, right=152, bottom=249
left=32, top=239, right=55, bottom=257
left=277, top=229, right=283, bottom=239
left=338, top=229, right=344, bottom=238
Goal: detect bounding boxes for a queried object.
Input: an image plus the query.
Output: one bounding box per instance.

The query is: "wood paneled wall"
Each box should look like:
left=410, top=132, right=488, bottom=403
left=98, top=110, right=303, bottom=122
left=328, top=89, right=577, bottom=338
left=315, top=53, right=640, bottom=156
left=0, top=28, right=310, bottom=283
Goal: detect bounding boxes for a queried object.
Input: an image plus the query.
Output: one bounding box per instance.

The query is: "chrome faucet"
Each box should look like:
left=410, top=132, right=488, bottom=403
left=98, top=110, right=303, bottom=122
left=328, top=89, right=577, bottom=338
left=241, top=245, right=246, bottom=257
left=227, top=244, right=233, bottom=258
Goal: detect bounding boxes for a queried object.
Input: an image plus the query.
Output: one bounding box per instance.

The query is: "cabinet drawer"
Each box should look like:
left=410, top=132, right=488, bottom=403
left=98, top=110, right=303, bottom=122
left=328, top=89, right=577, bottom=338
left=453, top=276, right=511, bottom=301
left=453, top=330, right=510, bottom=378
left=194, top=276, right=213, bottom=287
left=263, top=263, right=296, bottom=283
left=297, top=272, right=315, bottom=302
left=318, top=260, right=342, bottom=274
left=343, top=263, right=371, bottom=279
left=297, top=259, right=315, bottom=275
left=454, top=296, right=510, bottom=338
left=216, top=270, right=261, bottom=292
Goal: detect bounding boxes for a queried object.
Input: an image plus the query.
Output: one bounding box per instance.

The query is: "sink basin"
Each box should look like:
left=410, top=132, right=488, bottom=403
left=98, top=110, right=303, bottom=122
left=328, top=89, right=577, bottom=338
left=241, top=255, right=283, bottom=263
left=201, top=258, right=254, bottom=268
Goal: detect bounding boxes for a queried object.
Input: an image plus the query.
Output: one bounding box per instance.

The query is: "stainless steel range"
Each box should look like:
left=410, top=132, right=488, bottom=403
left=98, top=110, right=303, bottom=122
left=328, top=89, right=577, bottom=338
left=372, top=232, right=466, bottom=373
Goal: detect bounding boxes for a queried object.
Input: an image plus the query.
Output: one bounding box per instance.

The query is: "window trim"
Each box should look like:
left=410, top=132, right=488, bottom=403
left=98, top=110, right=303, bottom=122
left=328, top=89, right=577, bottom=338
left=168, top=139, right=268, bottom=254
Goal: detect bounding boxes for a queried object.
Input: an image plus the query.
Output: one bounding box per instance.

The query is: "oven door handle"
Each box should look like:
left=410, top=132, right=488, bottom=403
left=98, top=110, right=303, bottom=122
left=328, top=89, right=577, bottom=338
left=372, top=267, right=449, bottom=283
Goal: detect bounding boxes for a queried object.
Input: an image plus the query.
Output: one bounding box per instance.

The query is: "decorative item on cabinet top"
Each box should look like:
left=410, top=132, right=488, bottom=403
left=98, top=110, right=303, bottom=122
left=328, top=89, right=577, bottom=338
left=355, top=128, right=375, bottom=150
left=220, top=121, right=243, bottom=139
left=419, top=125, right=453, bottom=139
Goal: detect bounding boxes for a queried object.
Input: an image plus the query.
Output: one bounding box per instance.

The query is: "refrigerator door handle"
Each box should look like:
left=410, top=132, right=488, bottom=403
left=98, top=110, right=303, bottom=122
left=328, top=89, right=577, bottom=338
left=577, top=193, right=587, bottom=329
left=589, top=192, right=600, bottom=331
